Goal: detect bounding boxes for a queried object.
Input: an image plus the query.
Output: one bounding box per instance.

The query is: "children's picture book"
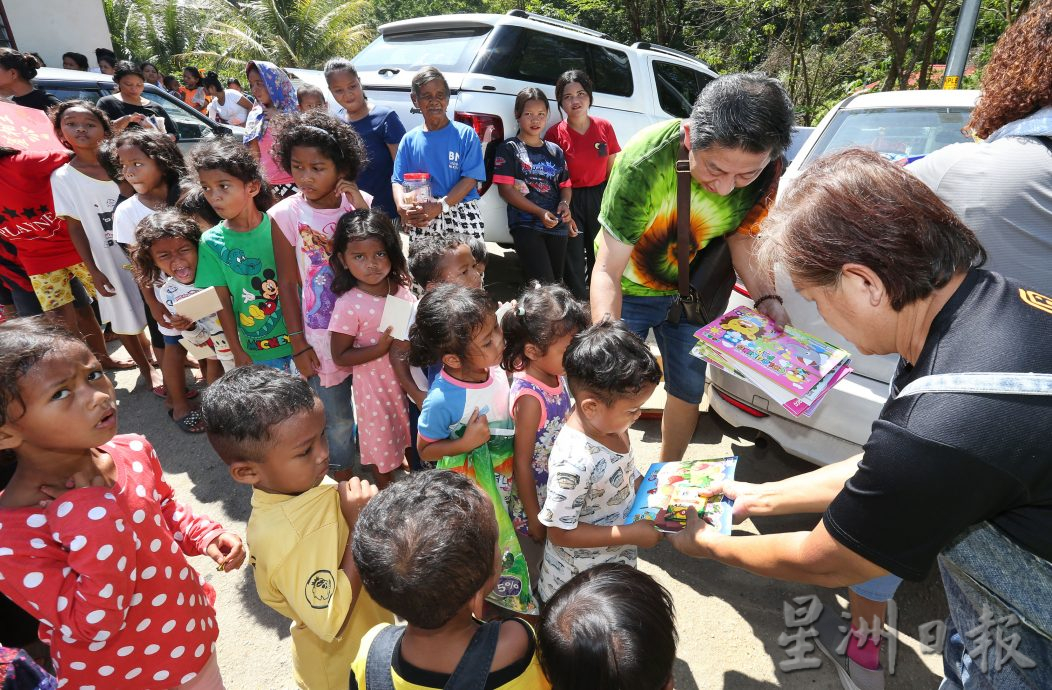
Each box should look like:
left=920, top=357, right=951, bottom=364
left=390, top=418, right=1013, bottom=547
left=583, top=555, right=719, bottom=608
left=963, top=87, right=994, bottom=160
left=695, top=307, right=849, bottom=396
left=627, top=457, right=738, bottom=534
left=172, top=286, right=222, bottom=322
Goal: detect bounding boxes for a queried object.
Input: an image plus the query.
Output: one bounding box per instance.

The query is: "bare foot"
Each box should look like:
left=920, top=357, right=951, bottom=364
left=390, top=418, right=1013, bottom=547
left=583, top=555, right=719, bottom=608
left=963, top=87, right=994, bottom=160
left=100, top=356, right=136, bottom=370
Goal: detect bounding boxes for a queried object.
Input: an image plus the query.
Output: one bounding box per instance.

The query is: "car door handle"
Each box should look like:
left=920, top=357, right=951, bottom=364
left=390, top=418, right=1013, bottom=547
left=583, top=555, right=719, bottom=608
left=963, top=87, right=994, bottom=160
left=378, top=67, right=401, bottom=76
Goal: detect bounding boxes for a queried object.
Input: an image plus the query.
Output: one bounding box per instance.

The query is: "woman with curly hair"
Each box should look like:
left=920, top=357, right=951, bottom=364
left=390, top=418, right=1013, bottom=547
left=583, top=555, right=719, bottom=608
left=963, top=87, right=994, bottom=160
left=909, top=0, right=1052, bottom=292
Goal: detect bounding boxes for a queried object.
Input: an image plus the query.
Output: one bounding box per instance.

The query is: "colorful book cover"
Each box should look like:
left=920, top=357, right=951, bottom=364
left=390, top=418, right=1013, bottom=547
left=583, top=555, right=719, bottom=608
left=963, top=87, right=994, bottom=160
left=695, top=307, right=849, bottom=395
left=627, top=458, right=738, bottom=534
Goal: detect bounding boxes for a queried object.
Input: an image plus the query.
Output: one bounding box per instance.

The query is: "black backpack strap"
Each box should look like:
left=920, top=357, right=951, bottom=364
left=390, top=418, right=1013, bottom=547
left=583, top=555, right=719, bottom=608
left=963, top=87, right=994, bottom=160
left=363, top=624, right=406, bottom=690
left=444, top=620, right=503, bottom=690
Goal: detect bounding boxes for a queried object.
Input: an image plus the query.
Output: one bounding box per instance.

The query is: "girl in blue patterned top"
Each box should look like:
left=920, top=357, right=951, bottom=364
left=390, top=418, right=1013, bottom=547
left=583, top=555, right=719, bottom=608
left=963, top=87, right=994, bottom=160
left=500, top=282, right=589, bottom=586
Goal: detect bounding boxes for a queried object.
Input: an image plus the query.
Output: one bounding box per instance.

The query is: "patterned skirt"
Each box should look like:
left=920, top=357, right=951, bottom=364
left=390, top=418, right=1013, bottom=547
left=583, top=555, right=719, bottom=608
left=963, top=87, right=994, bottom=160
left=407, top=198, right=486, bottom=244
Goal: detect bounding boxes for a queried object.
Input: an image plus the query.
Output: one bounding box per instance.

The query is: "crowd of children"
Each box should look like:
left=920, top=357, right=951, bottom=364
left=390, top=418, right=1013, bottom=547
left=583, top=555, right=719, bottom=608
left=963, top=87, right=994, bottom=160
left=0, top=58, right=680, bottom=690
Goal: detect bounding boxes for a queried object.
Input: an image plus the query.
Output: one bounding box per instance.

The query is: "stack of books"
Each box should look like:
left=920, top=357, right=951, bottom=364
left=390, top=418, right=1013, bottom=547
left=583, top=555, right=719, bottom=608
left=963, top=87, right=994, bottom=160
left=692, top=306, right=852, bottom=417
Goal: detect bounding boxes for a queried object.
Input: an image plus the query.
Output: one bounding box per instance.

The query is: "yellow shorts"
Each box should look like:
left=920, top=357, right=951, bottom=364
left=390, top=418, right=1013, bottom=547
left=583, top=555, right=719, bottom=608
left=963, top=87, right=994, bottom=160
left=29, top=263, right=96, bottom=311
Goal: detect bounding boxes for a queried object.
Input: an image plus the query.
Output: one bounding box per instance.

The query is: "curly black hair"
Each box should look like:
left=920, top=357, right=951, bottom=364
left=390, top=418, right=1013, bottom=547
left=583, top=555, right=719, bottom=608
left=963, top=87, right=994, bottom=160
left=0, top=319, right=83, bottom=462
left=187, top=135, right=274, bottom=212
left=100, top=128, right=187, bottom=205
left=564, top=318, right=661, bottom=404
left=500, top=281, right=589, bottom=372
left=269, top=109, right=368, bottom=179
left=176, top=186, right=223, bottom=228
left=407, top=234, right=467, bottom=287
left=130, top=209, right=202, bottom=289
left=0, top=48, right=39, bottom=81
left=408, top=284, right=495, bottom=368
left=50, top=99, right=112, bottom=140
left=329, top=208, right=410, bottom=295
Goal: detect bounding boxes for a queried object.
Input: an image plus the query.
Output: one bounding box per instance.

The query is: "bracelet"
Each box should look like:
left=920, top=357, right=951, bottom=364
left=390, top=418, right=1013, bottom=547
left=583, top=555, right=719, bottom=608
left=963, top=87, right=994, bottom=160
left=752, top=294, right=783, bottom=309
left=287, top=330, right=304, bottom=337
left=293, top=346, right=315, bottom=358
left=557, top=200, right=569, bottom=207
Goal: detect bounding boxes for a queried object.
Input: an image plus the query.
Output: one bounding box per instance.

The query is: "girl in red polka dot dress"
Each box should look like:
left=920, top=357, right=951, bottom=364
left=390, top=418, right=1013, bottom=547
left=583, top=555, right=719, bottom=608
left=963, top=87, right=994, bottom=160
left=0, top=319, right=246, bottom=689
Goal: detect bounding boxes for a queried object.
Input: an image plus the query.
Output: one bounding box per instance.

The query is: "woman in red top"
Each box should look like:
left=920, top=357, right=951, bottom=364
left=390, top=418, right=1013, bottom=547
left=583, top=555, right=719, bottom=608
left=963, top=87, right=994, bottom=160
left=545, top=69, right=621, bottom=300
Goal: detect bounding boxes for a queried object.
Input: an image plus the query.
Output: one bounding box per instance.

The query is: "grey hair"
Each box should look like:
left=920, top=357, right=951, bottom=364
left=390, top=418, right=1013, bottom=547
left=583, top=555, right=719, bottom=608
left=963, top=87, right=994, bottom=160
left=688, top=73, right=795, bottom=159
left=411, top=66, right=449, bottom=99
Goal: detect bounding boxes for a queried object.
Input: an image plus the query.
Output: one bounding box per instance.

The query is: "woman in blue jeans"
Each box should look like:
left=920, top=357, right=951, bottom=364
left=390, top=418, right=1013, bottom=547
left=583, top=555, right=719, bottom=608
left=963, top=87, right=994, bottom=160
left=670, top=149, right=1052, bottom=690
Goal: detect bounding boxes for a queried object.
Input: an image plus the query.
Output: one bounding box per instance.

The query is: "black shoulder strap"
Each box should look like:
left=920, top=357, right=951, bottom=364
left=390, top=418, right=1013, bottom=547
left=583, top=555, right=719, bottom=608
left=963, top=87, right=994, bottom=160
left=363, top=624, right=405, bottom=690
left=1033, top=135, right=1052, bottom=154
left=676, top=143, right=692, bottom=299
left=444, top=620, right=503, bottom=690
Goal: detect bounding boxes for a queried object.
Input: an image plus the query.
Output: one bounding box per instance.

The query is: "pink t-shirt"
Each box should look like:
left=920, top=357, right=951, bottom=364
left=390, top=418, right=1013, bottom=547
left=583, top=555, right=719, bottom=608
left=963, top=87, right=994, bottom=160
left=0, top=435, right=224, bottom=688
left=258, top=128, right=294, bottom=186
left=270, top=192, right=372, bottom=387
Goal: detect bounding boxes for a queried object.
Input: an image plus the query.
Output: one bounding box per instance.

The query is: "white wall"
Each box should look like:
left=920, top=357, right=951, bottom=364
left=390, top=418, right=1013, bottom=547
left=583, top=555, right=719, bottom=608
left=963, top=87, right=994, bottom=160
left=5, top=0, right=112, bottom=69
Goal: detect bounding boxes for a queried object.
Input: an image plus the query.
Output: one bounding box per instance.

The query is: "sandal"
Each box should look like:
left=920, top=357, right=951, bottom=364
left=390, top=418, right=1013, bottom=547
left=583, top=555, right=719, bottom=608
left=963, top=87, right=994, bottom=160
left=168, top=408, right=206, bottom=434
left=153, top=385, right=200, bottom=400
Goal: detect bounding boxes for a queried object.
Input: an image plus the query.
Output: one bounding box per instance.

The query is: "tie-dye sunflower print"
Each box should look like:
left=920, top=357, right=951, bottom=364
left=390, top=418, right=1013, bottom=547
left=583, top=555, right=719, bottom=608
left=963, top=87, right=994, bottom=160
left=599, top=119, right=774, bottom=297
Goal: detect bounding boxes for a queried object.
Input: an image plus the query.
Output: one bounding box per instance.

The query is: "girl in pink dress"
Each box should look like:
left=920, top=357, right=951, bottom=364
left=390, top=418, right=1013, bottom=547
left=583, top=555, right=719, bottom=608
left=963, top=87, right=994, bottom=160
left=328, top=209, right=414, bottom=488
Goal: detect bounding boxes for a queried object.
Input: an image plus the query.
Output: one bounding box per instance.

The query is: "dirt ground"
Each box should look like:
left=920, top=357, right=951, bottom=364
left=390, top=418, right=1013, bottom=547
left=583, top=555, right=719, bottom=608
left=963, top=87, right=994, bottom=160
left=100, top=245, right=948, bottom=689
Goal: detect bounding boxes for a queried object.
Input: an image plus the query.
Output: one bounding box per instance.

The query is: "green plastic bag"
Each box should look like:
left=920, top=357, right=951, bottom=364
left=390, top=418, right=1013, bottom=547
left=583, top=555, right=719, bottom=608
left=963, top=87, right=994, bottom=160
left=437, top=424, right=537, bottom=615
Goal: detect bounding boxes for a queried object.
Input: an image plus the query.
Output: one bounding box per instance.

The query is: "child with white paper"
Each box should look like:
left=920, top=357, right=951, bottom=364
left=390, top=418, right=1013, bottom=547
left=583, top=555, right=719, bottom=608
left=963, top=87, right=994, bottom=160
left=131, top=210, right=235, bottom=396
left=329, top=209, right=415, bottom=487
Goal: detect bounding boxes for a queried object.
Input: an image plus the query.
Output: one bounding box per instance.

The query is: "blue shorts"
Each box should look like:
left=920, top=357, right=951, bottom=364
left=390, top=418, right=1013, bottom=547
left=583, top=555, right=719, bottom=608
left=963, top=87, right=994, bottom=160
left=162, top=334, right=183, bottom=346
left=620, top=293, right=707, bottom=405
left=255, top=354, right=294, bottom=371
left=849, top=574, right=902, bottom=602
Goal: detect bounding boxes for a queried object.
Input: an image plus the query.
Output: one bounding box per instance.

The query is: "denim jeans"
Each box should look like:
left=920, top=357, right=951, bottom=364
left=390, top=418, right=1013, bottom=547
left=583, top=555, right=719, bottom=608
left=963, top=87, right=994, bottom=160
left=621, top=293, right=707, bottom=404
left=309, top=375, right=359, bottom=474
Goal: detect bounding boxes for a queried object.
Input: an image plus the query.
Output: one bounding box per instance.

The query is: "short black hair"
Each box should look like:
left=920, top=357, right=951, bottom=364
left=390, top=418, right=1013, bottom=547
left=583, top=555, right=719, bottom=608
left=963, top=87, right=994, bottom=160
left=200, top=366, right=317, bottom=464
left=323, top=58, right=358, bottom=82
left=352, top=471, right=497, bottom=629
left=408, top=284, right=494, bottom=368
left=513, top=86, right=548, bottom=119
left=201, top=71, right=224, bottom=93
left=688, top=73, right=794, bottom=160
left=564, top=319, right=661, bottom=404
left=101, top=128, right=187, bottom=205
left=113, top=60, right=144, bottom=83
left=176, top=185, right=223, bottom=227
left=555, top=69, right=594, bottom=110
left=539, top=563, right=677, bottom=690
left=62, top=52, right=89, bottom=70
left=407, top=234, right=467, bottom=287
left=296, top=84, right=325, bottom=104
left=50, top=99, right=111, bottom=138
left=329, top=208, right=410, bottom=294
left=501, top=282, right=589, bottom=372
left=270, top=109, right=367, bottom=180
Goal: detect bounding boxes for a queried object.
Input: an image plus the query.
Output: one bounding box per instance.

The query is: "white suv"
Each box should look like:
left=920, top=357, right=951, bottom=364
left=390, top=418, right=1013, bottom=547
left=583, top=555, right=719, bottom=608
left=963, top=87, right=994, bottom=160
left=350, top=10, right=718, bottom=243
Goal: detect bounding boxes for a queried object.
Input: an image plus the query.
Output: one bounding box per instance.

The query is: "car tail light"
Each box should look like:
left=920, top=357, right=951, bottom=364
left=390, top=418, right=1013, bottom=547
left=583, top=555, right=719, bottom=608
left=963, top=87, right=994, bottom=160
left=715, top=390, right=768, bottom=418
left=454, top=111, right=503, bottom=196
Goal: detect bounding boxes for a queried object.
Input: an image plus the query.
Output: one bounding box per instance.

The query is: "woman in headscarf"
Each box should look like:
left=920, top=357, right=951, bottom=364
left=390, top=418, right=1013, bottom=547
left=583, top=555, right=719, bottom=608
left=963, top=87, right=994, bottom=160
left=244, top=60, right=299, bottom=199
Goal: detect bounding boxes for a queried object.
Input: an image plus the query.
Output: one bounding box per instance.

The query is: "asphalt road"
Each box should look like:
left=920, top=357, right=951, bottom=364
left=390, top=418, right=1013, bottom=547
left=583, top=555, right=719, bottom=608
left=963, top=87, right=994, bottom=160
left=99, top=244, right=948, bottom=689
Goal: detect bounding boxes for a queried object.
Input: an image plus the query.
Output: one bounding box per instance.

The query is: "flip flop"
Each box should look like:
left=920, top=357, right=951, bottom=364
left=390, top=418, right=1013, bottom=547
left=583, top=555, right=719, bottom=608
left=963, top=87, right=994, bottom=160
left=153, top=385, right=200, bottom=400
left=168, top=408, right=206, bottom=434
left=100, top=357, right=137, bottom=371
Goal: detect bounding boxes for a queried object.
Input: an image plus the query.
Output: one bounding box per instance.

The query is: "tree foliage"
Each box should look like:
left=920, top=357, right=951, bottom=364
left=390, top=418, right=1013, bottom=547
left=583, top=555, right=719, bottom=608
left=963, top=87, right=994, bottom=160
left=105, top=0, right=1027, bottom=123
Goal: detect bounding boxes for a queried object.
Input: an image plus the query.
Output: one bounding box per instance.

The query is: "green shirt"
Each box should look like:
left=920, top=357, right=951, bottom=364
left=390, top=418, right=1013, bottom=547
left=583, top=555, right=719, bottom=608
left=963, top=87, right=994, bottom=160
left=195, top=214, right=293, bottom=361
left=599, top=118, right=772, bottom=297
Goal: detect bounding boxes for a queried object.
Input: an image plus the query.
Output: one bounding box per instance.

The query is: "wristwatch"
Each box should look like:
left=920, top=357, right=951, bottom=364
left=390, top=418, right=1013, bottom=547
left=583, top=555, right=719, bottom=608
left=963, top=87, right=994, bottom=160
left=439, top=197, right=451, bottom=214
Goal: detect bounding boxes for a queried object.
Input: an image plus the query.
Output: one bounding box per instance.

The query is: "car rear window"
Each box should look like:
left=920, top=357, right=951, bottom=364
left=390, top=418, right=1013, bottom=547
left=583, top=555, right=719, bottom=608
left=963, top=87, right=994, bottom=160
left=474, top=25, right=633, bottom=98
left=354, top=27, right=491, bottom=73
left=803, top=107, right=973, bottom=165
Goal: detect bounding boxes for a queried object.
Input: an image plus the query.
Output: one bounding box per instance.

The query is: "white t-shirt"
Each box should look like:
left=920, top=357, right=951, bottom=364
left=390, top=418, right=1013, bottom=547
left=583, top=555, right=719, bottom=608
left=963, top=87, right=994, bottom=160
left=154, top=276, right=233, bottom=368
left=206, top=90, right=250, bottom=126
left=537, top=425, right=640, bottom=601
left=112, top=195, right=155, bottom=246
left=50, top=164, right=147, bottom=334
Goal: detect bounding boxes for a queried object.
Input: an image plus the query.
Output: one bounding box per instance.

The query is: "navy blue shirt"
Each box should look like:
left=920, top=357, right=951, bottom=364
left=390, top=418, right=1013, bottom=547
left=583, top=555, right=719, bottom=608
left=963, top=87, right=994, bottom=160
left=493, top=138, right=570, bottom=235
left=347, top=105, right=406, bottom=219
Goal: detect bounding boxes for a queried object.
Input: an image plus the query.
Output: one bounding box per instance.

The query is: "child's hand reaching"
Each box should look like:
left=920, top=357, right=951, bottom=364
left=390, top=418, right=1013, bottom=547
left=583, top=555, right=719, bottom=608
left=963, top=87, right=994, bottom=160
left=167, top=313, right=196, bottom=332
left=462, top=408, right=491, bottom=449
left=37, top=469, right=110, bottom=508
left=625, top=520, right=664, bottom=549
left=336, top=179, right=369, bottom=209
left=206, top=532, right=247, bottom=572
left=338, top=477, right=378, bottom=528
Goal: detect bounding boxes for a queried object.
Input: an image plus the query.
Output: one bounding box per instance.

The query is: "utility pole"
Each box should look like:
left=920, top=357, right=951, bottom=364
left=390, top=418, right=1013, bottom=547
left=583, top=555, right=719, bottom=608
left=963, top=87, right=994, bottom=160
left=943, top=0, right=982, bottom=89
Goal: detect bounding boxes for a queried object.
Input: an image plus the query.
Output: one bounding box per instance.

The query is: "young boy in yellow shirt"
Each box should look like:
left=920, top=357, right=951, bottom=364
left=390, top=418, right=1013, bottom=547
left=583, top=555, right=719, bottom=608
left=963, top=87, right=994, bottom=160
left=201, top=366, right=394, bottom=689
left=349, top=471, right=550, bottom=689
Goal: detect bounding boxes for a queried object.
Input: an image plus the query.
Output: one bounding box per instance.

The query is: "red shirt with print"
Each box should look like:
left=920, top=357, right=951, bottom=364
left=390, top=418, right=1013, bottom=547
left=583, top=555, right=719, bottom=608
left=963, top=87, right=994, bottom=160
left=545, top=116, right=621, bottom=188
left=0, top=151, right=83, bottom=275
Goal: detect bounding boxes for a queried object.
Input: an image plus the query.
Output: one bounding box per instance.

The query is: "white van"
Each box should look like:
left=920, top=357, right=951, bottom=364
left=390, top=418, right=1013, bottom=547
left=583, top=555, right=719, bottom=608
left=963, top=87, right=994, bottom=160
left=350, top=10, right=718, bottom=243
